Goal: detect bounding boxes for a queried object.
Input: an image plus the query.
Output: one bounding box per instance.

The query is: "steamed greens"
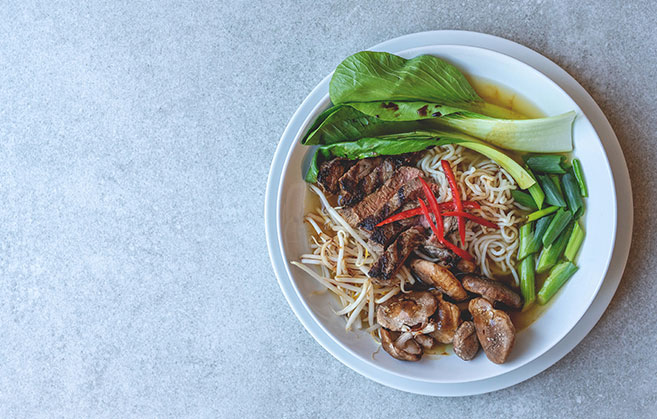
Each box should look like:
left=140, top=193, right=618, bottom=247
left=306, top=130, right=536, bottom=189
left=515, top=154, right=587, bottom=306
left=322, top=51, right=576, bottom=153
left=301, top=50, right=576, bottom=202
left=304, top=102, right=576, bottom=153
left=330, top=51, right=511, bottom=117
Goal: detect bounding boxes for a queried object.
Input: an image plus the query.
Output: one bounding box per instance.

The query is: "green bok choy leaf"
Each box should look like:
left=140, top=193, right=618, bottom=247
left=305, top=130, right=536, bottom=189
left=303, top=102, right=575, bottom=153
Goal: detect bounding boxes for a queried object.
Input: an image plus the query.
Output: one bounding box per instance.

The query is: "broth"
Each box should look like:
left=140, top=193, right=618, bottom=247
left=468, top=76, right=545, bottom=119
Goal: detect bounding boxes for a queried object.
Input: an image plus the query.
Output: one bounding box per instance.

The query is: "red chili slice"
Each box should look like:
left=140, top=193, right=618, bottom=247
left=417, top=198, right=474, bottom=261
left=419, top=177, right=444, bottom=238
left=441, top=160, right=466, bottom=247
left=374, top=207, right=422, bottom=227
left=374, top=201, right=481, bottom=227
left=441, top=211, right=499, bottom=229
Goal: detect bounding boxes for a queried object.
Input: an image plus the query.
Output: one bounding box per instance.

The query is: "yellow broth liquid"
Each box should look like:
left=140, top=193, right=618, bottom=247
left=303, top=77, right=556, bottom=348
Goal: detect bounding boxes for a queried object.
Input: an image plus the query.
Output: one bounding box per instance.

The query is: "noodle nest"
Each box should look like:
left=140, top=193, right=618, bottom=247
left=293, top=145, right=525, bottom=333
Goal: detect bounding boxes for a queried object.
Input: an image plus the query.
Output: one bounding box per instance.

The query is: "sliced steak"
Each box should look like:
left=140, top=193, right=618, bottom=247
left=365, top=222, right=408, bottom=255
left=339, top=166, right=422, bottom=227
left=364, top=201, right=423, bottom=254
left=453, top=321, right=480, bottom=361
left=337, top=157, right=382, bottom=199
left=316, top=158, right=355, bottom=194
left=410, top=259, right=468, bottom=301
left=462, top=275, right=523, bottom=310
left=368, top=226, right=425, bottom=284
left=469, top=298, right=515, bottom=364
left=359, top=177, right=425, bottom=231
left=340, top=158, right=397, bottom=206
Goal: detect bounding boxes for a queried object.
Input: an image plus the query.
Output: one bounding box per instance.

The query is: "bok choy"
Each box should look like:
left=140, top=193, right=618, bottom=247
left=322, top=51, right=576, bottom=152
left=305, top=130, right=536, bottom=189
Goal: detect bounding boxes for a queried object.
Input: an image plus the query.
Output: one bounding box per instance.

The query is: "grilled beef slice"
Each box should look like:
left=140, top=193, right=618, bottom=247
left=339, top=153, right=425, bottom=206
left=316, top=158, right=355, bottom=194
left=368, top=226, right=426, bottom=285
left=340, top=158, right=397, bottom=206
left=337, top=157, right=382, bottom=197
left=359, top=177, right=425, bottom=231
left=339, top=166, right=422, bottom=227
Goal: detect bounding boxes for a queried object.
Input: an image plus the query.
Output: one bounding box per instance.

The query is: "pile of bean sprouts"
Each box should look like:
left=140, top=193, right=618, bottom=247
left=292, top=145, right=526, bottom=333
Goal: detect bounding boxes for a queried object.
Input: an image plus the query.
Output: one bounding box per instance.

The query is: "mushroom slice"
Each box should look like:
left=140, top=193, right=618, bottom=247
left=462, top=275, right=523, bottom=310
left=453, top=321, right=480, bottom=361
left=376, top=291, right=437, bottom=332
left=414, top=333, right=435, bottom=350
left=410, top=258, right=468, bottom=301
left=419, top=242, right=457, bottom=268
left=456, top=258, right=476, bottom=274
left=469, top=298, right=516, bottom=364
left=429, top=293, right=462, bottom=344
left=380, top=328, right=423, bottom=361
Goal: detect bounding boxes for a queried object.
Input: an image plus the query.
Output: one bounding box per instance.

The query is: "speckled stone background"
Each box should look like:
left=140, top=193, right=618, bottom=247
left=0, top=0, right=655, bottom=417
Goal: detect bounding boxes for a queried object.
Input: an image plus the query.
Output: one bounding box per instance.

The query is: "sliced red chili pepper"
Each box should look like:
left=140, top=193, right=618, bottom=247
left=417, top=198, right=441, bottom=242
left=441, top=211, right=499, bottom=229
left=374, top=207, right=422, bottom=227
left=417, top=198, right=474, bottom=261
left=374, top=201, right=481, bottom=227
left=441, top=160, right=466, bottom=247
left=436, top=235, right=474, bottom=261
left=419, top=177, right=443, bottom=238
left=440, top=201, right=480, bottom=211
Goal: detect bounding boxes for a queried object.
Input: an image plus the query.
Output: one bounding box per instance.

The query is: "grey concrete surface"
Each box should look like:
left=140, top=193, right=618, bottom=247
left=0, top=0, right=655, bottom=417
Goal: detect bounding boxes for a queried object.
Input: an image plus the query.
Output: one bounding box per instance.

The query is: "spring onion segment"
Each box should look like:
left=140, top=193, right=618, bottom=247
left=525, top=155, right=567, bottom=174
left=518, top=223, right=534, bottom=260
left=572, top=159, right=588, bottom=197
left=538, top=175, right=567, bottom=207
left=525, top=167, right=545, bottom=209
left=527, top=206, right=558, bottom=222
left=542, top=209, right=573, bottom=247
left=538, top=261, right=579, bottom=304
left=537, top=222, right=574, bottom=273
left=564, top=222, right=585, bottom=261
left=519, top=255, right=536, bottom=308
left=562, top=172, right=583, bottom=215
left=512, top=190, right=538, bottom=210
left=521, top=216, right=553, bottom=259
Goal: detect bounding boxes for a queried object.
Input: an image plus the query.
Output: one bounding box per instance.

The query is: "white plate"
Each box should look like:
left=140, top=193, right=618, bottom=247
left=265, top=31, right=632, bottom=396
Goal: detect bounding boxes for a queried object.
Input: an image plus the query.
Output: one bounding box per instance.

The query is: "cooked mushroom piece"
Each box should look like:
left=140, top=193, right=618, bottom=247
left=376, top=291, right=437, bottom=331
left=419, top=243, right=457, bottom=268
left=469, top=298, right=516, bottom=364
left=380, top=328, right=423, bottom=361
left=429, top=293, right=462, bottom=344
left=414, top=333, right=435, bottom=350
left=410, top=258, right=468, bottom=301
left=453, top=321, right=480, bottom=361
left=456, top=258, right=476, bottom=274
left=462, top=275, right=523, bottom=310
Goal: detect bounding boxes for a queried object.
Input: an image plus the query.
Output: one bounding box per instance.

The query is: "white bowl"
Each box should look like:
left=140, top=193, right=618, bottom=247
left=268, top=35, right=620, bottom=390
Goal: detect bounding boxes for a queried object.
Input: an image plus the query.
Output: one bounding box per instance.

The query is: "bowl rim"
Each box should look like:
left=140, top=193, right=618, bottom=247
left=265, top=30, right=631, bottom=395
left=276, top=44, right=616, bottom=383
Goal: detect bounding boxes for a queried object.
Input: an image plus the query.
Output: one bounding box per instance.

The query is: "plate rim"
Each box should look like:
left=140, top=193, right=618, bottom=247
left=264, top=30, right=632, bottom=396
